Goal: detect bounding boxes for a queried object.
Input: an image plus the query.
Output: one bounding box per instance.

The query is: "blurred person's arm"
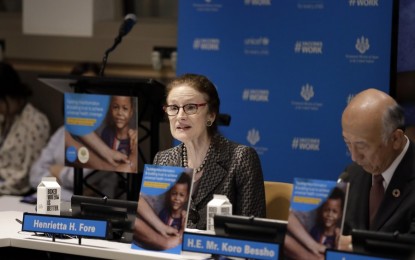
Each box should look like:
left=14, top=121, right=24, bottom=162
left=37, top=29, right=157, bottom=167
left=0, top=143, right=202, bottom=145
left=29, top=126, right=65, bottom=189
left=30, top=126, right=96, bottom=189
left=57, top=166, right=94, bottom=190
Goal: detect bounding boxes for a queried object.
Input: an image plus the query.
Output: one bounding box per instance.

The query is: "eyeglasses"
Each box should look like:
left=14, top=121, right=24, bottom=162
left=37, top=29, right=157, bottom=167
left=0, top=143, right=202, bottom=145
left=163, top=103, right=207, bottom=116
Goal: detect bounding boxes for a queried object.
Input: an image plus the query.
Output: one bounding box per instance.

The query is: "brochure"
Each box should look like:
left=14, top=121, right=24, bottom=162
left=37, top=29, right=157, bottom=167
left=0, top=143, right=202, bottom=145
left=64, top=93, right=138, bottom=173
left=131, top=164, right=194, bottom=254
left=285, top=178, right=349, bottom=253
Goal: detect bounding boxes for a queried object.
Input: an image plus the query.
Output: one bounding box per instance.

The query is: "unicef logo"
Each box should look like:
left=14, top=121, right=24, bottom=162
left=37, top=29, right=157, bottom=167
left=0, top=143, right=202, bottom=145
left=247, top=129, right=260, bottom=146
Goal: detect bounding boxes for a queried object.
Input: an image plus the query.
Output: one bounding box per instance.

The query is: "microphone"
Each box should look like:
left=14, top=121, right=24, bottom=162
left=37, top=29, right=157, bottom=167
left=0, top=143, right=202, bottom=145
left=337, top=171, right=349, bottom=183
left=118, top=13, right=137, bottom=38
left=99, top=14, right=137, bottom=76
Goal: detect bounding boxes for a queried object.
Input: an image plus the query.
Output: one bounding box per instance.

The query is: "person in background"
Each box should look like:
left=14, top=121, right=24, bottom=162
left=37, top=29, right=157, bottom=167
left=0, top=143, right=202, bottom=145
left=30, top=125, right=127, bottom=201
left=0, top=62, right=50, bottom=195
left=338, top=88, right=415, bottom=250
left=29, top=62, right=122, bottom=200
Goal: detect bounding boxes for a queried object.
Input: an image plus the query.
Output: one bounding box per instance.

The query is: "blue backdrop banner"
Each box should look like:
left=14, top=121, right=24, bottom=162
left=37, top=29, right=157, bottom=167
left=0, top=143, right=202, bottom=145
left=177, top=1, right=396, bottom=183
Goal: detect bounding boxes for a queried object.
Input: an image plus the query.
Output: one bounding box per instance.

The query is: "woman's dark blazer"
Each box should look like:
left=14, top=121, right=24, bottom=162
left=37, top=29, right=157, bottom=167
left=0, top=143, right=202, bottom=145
left=153, top=134, right=266, bottom=230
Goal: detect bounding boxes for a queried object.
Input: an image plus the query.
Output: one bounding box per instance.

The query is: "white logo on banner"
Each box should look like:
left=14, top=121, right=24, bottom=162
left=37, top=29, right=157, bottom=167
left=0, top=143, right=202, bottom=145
left=294, top=41, right=323, bottom=54
left=355, top=36, right=370, bottom=54
left=247, top=129, right=260, bottom=146
left=245, top=37, right=269, bottom=46
left=297, top=0, right=324, bottom=9
left=244, top=0, right=272, bottom=6
left=242, top=89, right=269, bottom=102
left=291, top=137, right=320, bottom=151
left=345, top=36, right=379, bottom=64
left=244, top=37, right=270, bottom=56
left=246, top=129, right=268, bottom=155
left=349, top=0, right=379, bottom=7
left=193, top=38, right=220, bottom=51
left=301, top=83, right=314, bottom=101
left=290, top=83, right=322, bottom=111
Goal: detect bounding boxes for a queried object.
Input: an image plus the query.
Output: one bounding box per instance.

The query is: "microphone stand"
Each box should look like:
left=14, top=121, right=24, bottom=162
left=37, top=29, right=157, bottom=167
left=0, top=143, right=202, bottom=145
left=99, top=14, right=136, bottom=77
left=99, top=35, right=123, bottom=77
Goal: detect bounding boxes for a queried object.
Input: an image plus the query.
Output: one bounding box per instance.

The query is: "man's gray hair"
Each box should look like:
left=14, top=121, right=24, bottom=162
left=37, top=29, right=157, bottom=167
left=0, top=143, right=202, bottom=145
left=382, top=104, right=405, bottom=143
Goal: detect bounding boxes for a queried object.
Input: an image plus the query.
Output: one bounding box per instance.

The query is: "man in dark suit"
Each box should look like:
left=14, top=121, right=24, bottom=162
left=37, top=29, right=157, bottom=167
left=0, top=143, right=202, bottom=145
left=339, top=88, right=415, bottom=249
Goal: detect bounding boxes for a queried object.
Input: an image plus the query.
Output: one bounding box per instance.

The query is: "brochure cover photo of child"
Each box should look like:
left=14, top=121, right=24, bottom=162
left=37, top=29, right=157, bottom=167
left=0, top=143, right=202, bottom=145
left=64, top=93, right=138, bottom=173
left=132, top=164, right=194, bottom=254
left=283, top=178, right=349, bottom=259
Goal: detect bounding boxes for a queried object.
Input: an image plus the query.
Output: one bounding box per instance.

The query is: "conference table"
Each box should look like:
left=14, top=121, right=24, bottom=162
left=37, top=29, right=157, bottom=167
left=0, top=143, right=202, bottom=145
left=0, top=195, right=209, bottom=260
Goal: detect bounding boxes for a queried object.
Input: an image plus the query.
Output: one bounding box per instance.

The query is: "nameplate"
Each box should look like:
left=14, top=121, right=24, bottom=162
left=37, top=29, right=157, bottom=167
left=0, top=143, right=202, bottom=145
left=182, top=232, right=280, bottom=260
left=22, top=212, right=108, bottom=239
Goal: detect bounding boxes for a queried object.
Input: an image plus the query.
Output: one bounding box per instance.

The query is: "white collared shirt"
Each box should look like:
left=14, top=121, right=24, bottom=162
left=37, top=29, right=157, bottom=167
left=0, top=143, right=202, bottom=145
left=378, top=136, right=409, bottom=190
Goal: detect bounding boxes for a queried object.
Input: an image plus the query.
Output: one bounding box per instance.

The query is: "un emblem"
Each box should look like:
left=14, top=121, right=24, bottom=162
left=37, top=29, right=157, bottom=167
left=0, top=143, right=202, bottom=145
left=301, top=83, right=314, bottom=101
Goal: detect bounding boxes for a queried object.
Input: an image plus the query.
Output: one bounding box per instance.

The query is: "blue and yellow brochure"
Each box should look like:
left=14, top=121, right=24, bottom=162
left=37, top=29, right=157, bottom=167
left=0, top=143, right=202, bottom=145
left=131, top=164, right=194, bottom=254
left=286, top=178, right=349, bottom=252
left=64, top=92, right=138, bottom=173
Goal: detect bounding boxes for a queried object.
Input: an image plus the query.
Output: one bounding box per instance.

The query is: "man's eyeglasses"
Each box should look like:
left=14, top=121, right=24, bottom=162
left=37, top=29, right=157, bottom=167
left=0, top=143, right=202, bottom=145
left=163, top=103, right=207, bottom=116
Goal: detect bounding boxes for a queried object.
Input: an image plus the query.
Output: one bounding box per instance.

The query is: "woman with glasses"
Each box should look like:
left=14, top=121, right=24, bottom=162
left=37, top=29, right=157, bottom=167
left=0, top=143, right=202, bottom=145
left=157, top=73, right=266, bottom=229
left=133, top=73, right=266, bottom=250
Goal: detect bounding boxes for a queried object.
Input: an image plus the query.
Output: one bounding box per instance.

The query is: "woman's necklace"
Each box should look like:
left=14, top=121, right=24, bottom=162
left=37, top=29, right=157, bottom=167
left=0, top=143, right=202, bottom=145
left=182, top=143, right=212, bottom=175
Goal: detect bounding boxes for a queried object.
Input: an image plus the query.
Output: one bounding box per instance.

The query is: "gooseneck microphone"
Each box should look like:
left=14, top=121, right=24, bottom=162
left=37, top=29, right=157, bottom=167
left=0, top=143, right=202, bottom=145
left=99, top=13, right=137, bottom=76
left=337, top=171, right=349, bottom=183
left=118, top=13, right=137, bottom=38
